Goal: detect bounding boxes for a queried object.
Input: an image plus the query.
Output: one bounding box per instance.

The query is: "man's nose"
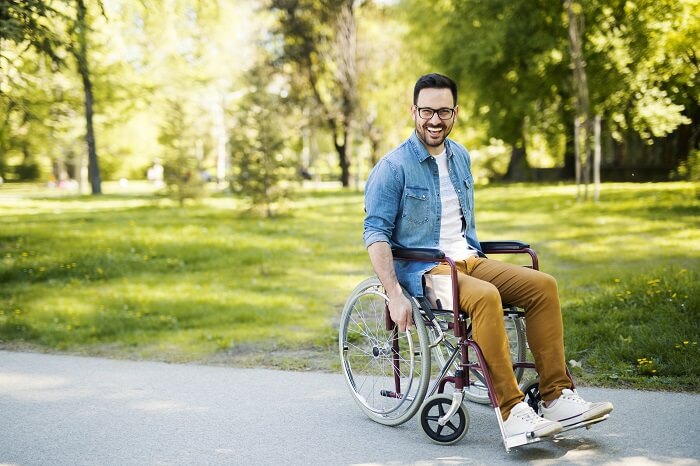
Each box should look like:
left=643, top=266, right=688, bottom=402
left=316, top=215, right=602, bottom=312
left=428, top=112, right=442, bottom=124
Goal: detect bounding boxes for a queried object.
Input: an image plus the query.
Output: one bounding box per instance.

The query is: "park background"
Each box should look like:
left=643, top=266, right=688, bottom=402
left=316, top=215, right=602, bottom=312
left=1, top=0, right=698, bottom=391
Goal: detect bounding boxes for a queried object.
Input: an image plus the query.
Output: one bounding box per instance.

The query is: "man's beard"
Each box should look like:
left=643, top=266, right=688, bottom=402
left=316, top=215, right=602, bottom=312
left=416, top=121, right=453, bottom=147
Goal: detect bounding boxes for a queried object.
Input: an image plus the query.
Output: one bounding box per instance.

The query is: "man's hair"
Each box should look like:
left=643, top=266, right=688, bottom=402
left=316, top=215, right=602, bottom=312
left=413, top=73, right=458, bottom=106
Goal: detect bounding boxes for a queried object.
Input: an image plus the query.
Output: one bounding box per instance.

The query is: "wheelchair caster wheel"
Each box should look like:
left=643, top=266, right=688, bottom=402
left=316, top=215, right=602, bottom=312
left=419, top=394, right=469, bottom=445
left=522, top=379, right=542, bottom=415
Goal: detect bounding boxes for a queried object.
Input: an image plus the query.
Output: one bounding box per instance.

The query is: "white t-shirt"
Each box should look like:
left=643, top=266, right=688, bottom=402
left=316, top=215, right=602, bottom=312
left=435, top=151, right=477, bottom=261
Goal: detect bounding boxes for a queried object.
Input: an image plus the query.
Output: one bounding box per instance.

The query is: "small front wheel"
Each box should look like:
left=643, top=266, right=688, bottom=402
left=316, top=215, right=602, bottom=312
left=419, top=394, right=470, bottom=445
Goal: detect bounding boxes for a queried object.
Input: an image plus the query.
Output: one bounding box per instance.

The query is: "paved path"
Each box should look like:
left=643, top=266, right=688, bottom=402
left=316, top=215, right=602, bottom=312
left=1, top=350, right=699, bottom=466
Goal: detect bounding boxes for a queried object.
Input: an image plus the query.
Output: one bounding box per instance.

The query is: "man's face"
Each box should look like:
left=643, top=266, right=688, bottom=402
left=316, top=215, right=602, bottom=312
left=411, top=87, right=458, bottom=154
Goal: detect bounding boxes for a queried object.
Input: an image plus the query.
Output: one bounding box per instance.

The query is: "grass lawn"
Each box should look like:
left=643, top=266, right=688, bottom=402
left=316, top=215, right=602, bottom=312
left=1, top=181, right=698, bottom=391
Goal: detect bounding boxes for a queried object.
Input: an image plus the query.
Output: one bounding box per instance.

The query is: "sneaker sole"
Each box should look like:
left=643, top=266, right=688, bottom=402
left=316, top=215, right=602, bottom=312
left=559, top=402, right=614, bottom=427
left=533, top=422, right=563, bottom=438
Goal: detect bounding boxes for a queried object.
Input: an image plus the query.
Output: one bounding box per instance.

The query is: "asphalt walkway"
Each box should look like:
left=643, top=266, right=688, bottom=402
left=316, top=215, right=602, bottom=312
left=1, top=350, right=699, bottom=465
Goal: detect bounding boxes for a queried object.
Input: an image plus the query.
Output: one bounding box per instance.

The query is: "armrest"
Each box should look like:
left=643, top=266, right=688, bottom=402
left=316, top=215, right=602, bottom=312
left=392, top=248, right=445, bottom=261
left=480, top=240, right=530, bottom=253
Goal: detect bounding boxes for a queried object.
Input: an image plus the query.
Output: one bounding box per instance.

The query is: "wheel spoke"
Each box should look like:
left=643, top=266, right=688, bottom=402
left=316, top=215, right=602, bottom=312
left=445, top=421, right=458, bottom=433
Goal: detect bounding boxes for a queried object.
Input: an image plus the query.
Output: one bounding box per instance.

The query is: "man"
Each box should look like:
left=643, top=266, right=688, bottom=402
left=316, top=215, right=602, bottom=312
left=363, top=73, right=613, bottom=441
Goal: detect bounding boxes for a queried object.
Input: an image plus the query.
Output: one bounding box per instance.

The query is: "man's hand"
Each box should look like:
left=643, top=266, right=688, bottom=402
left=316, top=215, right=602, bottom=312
left=387, top=290, right=414, bottom=333
left=366, top=241, right=414, bottom=333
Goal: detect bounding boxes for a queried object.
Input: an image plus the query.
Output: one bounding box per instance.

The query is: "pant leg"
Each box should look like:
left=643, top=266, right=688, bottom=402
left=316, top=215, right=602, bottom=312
left=467, top=257, right=572, bottom=402
left=428, top=261, right=523, bottom=418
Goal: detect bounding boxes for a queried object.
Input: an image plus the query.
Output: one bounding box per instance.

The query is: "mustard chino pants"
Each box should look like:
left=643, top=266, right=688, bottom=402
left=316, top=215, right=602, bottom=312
left=428, top=256, right=572, bottom=420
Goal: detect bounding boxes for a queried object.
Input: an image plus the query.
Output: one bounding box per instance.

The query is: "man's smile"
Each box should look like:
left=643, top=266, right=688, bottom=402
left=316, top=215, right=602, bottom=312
left=426, top=125, right=445, bottom=137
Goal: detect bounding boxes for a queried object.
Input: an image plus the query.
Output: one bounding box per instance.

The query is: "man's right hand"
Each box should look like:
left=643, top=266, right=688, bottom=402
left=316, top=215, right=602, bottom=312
left=387, top=291, right=414, bottom=333
left=366, top=241, right=414, bottom=333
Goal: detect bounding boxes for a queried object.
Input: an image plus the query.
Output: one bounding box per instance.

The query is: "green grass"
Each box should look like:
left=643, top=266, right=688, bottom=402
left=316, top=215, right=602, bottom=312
left=1, top=181, right=698, bottom=390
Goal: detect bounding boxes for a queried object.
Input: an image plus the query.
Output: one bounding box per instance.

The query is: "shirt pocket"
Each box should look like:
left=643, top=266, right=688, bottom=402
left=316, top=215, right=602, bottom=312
left=402, top=186, right=431, bottom=225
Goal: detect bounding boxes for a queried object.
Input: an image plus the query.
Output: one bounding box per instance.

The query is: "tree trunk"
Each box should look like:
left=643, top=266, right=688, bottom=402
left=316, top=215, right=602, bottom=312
left=566, top=0, right=591, bottom=201
left=593, top=114, right=601, bottom=202
left=574, top=117, right=582, bottom=200
left=335, top=137, right=350, bottom=187
left=335, top=0, right=356, bottom=188
left=504, top=145, right=529, bottom=181
left=214, top=93, right=229, bottom=186
left=75, top=0, right=101, bottom=195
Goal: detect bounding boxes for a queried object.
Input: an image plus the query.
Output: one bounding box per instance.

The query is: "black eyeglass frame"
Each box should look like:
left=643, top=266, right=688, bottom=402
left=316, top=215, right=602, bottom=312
left=415, top=106, right=456, bottom=120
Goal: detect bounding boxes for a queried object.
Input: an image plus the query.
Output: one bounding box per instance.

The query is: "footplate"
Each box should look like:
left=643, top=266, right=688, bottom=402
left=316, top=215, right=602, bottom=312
left=501, top=414, right=610, bottom=452
left=504, top=431, right=543, bottom=451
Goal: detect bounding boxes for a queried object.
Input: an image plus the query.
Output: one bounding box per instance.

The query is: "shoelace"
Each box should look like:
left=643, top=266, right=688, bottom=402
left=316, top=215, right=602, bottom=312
left=560, top=390, right=588, bottom=405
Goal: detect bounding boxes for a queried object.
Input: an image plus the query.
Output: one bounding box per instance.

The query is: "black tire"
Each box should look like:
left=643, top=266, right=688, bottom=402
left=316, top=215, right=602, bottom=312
left=419, top=394, right=470, bottom=445
left=522, top=379, right=542, bottom=415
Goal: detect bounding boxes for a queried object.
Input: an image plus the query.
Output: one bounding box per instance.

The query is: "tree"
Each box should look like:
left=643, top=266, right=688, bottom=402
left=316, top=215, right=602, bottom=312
left=69, top=0, right=101, bottom=194
left=0, top=0, right=64, bottom=179
left=270, top=0, right=359, bottom=187
left=583, top=0, right=698, bottom=172
left=158, top=99, right=206, bottom=207
left=404, top=0, right=569, bottom=181
left=229, top=63, right=299, bottom=217
left=566, top=0, right=594, bottom=201
left=403, top=0, right=698, bottom=183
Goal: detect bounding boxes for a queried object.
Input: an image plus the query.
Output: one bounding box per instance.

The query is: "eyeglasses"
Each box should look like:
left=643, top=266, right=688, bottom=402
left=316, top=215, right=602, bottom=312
left=416, top=106, right=455, bottom=120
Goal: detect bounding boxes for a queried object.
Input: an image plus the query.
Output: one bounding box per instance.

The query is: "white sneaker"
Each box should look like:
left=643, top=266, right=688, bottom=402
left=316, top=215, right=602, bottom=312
left=541, top=389, right=614, bottom=427
left=503, top=402, right=562, bottom=438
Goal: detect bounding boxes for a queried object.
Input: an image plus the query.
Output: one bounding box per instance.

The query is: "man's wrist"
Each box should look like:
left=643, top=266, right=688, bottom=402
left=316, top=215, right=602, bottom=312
left=387, top=284, right=404, bottom=301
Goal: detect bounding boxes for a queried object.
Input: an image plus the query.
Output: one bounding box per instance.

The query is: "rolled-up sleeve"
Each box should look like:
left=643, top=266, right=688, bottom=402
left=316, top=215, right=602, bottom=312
left=363, top=159, right=401, bottom=249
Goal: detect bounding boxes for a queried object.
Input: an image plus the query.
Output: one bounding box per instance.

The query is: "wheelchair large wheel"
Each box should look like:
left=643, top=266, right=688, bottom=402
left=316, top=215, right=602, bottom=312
left=339, top=277, right=431, bottom=426
left=428, top=311, right=527, bottom=405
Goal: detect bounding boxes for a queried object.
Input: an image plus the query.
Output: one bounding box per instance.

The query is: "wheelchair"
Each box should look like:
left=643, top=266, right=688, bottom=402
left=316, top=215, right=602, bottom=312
left=338, top=241, right=609, bottom=452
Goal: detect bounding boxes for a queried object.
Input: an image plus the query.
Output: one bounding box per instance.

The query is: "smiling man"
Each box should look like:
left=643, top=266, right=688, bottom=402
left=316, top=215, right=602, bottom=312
left=362, top=73, right=613, bottom=443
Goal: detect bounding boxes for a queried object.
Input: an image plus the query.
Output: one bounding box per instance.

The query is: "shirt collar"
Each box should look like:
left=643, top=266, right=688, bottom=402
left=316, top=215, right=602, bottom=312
left=409, top=131, right=453, bottom=163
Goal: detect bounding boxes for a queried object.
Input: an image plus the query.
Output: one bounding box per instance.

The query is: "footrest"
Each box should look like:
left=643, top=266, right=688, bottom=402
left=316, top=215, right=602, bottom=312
left=504, top=432, right=543, bottom=451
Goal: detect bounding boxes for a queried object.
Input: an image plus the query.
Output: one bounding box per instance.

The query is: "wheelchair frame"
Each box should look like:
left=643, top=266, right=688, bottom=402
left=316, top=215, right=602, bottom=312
left=339, top=241, right=607, bottom=452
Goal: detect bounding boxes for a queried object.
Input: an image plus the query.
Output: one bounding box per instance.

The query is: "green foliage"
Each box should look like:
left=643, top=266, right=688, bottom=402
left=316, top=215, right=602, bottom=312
left=0, top=0, right=64, bottom=64
left=229, top=63, right=300, bottom=217
left=158, top=100, right=206, bottom=206
left=673, top=150, right=700, bottom=182
left=585, top=0, right=698, bottom=142
left=401, top=0, right=699, bottom=175
left=403, top=0, right=568, bottom=148
left=1, top=0, right=699, bottom=192
left=269, top=0, right=359, bottom=186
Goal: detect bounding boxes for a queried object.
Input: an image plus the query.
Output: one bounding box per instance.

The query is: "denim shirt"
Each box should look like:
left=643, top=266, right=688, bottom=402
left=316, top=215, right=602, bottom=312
left=363, top=131, right=483, bottom=297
